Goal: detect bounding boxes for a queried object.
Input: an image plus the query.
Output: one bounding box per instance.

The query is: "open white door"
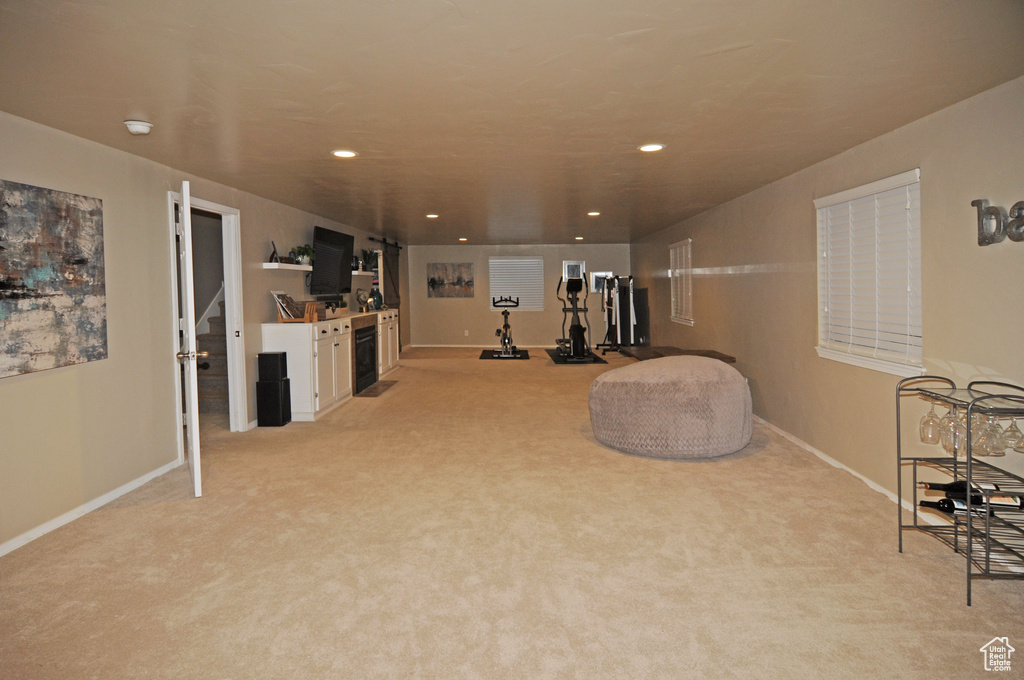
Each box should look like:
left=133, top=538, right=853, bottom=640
left=176, top=181, right=204, bottom=497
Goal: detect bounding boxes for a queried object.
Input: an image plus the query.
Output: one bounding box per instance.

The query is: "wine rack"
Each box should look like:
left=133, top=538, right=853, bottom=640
left=897, top=377, right=1024, bottom=605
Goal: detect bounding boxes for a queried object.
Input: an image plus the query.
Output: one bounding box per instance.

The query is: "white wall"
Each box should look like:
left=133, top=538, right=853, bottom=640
left=406, top=244, right=630, bottom=348
left=631, top=76, right=1024, bottom=492
left=0, top=111, right=378, bottom=548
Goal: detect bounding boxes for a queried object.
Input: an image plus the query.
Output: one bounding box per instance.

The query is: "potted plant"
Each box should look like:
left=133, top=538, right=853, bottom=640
left=361, top=249, right=378, bottom=272
left=292, top=244, right=314, bottom=265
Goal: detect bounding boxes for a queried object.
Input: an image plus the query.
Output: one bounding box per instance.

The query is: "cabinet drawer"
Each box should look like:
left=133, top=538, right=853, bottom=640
left=331, top=319, right=352, bottom=336
left=314, top=320, right=333, bottom=339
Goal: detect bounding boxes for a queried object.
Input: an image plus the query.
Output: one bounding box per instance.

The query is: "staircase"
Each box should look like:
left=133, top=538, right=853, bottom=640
left=197, top=301, right=229, bottom=414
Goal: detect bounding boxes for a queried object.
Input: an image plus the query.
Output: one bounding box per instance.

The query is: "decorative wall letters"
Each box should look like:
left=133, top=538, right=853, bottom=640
left=972, top=198, right=1024, bottom=246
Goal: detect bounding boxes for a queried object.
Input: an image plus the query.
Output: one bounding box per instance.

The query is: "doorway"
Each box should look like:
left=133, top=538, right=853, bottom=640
left=168, top=191, right=248, bottom=476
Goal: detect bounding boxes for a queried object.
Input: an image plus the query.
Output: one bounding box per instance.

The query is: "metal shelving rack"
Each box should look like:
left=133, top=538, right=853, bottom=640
left=897, top=376, right=1024, bottom=605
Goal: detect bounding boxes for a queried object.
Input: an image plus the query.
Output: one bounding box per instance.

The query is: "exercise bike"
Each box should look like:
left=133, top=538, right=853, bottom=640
left=489, top=296, right=524, bottom=359
left=555, top=276, right=595, bottom=362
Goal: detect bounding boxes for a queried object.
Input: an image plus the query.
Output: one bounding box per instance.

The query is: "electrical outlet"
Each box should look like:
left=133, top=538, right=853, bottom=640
left=464, top=330, right=469, bottom=336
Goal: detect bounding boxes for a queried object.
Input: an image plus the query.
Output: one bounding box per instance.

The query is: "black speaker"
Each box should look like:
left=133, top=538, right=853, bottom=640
left=258, top=352, right=288, bottom=382
left=633, top=288, right=650, bottom=347
left=257, top=379, right=291, bottom=427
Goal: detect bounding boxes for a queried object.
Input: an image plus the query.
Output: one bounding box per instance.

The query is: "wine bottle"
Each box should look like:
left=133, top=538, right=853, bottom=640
left=917, top=480, right=998, bottom=492
left=919, top=498, right=995, bottom=516
left=944, top=491, right=1023, bottom=510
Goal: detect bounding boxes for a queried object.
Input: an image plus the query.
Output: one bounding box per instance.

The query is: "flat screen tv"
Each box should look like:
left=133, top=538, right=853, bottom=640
left=309, top=226, right=354, bottom=297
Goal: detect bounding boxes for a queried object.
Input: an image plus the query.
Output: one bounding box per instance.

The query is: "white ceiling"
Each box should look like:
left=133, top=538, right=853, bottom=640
left=2, top=0, right=1023, bottom=245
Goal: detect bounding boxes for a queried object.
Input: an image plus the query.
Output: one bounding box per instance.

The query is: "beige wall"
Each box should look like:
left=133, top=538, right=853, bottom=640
left=631, top=76, right=1024, bottom=491
left=0, top=111, right=378, bottom=546
left=406, top=244, right=630, bottom=348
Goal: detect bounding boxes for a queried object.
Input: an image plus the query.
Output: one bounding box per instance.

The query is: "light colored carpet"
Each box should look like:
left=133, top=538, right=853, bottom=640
left=1, top=347, right=1022, bottom=679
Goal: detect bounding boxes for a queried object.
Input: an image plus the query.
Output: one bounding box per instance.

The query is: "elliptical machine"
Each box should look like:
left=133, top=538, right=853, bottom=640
left=489, top=296, right=524, bottom=359
left=555, top=276, right=594, bottom=362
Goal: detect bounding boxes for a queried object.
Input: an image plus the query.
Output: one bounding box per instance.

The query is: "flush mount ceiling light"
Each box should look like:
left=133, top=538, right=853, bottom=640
left=639, top=143, right=664, bottom=153
left=123, top=120, right=152, bottom=135
left=575, top=236, right=584, bottom=240
left=458, top=237, right=467, bottom=241
left=332, top=149, right=357, bottom=158
left=587, top=211, right=600, bottom=217
left=426, top=214, right=439, bottom=219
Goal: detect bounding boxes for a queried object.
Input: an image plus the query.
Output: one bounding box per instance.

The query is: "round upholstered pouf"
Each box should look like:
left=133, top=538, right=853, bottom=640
left=588, top=356, right=753, bottom=459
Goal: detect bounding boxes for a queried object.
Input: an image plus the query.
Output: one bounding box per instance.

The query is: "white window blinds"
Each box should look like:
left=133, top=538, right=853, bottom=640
left=670, top=239, right=693, bottom=326
left=814, top=169, right=922, bottom=376
left=489, top=256, right=544, bottom=310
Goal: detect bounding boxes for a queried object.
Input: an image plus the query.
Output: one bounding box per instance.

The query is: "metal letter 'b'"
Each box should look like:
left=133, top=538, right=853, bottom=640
left=972, top=199, right=1007, bottom=246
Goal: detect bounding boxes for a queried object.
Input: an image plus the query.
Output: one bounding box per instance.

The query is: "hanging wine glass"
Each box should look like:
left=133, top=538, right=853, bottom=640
left=971, top=412, right=986, bottom=441
left=1002, top=418, right=1023, bottom=452
left=953, top=418, right=968, bottom=459
left=989, top=415, right=1007, bottom=457
left=975, top=414, right=1006, bottom=457
left=919, top=403, right=941, bottom=445
left=939, top=408, right=957, bottom=453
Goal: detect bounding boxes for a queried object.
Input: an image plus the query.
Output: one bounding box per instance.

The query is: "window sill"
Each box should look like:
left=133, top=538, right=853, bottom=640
left=671, top=317, right=694, bottom=327
left=815, top=346, right=923, bottom=378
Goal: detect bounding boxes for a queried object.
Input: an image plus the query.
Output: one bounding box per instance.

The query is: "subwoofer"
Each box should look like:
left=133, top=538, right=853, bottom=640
left=258, top=352, right=288, bottom=382
left=257, top=379, right=291, bottom=427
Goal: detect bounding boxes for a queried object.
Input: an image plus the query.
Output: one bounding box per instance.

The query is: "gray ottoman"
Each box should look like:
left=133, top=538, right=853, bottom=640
left=589, top=356, right=752, bottom=459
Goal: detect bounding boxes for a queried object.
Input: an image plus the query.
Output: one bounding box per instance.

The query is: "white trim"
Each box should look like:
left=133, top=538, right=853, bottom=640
left=813, top=168, right=921, bottom=209
left=753, top=415, right=943, bottom=526
left=0, top=460, right=182, bottom=557
left=815, top=346, right=924, bottom=378
left=218, top=211, right=248, bottom=433
left=408, top=344, right=549, bottom=349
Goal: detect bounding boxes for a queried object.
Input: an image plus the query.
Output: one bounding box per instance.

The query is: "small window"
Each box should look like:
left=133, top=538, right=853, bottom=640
left=670, top=239, right=693, bottom=326
left=815, top=169, right=922, bottom=377
left=489, top=256, right=544, bottom=310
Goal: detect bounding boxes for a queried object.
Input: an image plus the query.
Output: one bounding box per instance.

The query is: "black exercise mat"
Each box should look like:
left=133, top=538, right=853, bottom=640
left=544, top=349, right=607, bottom=365
left=479, top=349, right=530, bottom=360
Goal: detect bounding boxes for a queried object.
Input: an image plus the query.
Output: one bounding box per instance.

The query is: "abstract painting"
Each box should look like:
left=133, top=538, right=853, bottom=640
left=0, top=179, right=107, bottom=378
left=426, top=262, right=474, bottom=298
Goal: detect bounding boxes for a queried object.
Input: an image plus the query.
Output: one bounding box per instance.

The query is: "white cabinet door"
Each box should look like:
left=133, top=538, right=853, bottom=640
left=390, top=315, right=400, bottom=368
left=334, top=331, right=351, bottom=400
left=315, top=334, right=335, bottom=411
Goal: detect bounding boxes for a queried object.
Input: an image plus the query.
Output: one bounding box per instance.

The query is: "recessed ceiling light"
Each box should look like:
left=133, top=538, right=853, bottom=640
left=575, top=236, right=584, bottom=240
left=587, top=211, right=600, bottom=217
left=426, top=214, right=439, bottom=219
left=458, top=237, right=467, bottom=241
left=639, top=143, right=664, bottom=153
left=332, top=149, right=357, bottom=158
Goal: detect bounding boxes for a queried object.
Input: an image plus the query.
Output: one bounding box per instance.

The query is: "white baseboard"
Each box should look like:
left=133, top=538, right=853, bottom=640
left=0, top=459, right=182, bottom=558
left=753, top=415, right=943, bottom=526
left=408, top=344, right=548, bottom=349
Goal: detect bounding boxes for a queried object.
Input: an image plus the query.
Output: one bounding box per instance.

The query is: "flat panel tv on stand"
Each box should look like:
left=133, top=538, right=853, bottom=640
left=309, top=226, right=354, bottom=299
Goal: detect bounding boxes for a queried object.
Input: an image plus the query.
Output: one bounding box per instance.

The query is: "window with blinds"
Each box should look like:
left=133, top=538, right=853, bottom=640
left=670, top=239, right=693, bottom=326
left=814, top=169, right=922, bottom=377
left=489, top=256, right=545, bottom=310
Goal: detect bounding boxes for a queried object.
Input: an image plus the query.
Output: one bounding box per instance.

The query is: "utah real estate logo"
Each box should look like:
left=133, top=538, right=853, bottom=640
left=980, top=637, right=1014, bottom=672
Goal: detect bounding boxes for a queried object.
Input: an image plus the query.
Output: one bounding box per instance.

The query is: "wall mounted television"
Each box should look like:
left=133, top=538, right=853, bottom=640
left=309, top=226, right=355, bottom=297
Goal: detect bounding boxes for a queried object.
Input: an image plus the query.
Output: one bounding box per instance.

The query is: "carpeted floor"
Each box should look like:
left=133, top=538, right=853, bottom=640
left=1, top=347, right=1022, bottom=679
